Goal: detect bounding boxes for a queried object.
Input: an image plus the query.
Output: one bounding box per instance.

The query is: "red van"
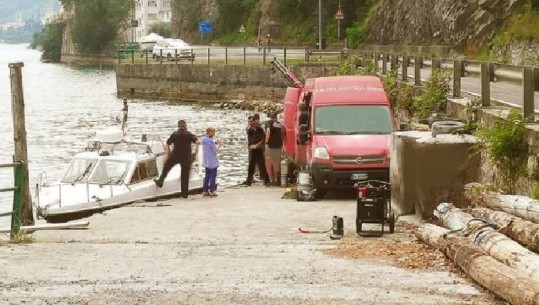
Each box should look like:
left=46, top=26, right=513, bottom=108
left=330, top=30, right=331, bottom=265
left=283, top=75, right=395, bottom=198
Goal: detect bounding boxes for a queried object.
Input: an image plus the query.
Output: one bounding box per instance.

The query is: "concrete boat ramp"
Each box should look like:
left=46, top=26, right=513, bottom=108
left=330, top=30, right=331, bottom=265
left=0, top=186, right=503, bottom=304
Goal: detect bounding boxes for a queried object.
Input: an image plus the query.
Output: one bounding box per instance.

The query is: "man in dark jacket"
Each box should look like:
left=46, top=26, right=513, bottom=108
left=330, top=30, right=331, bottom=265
left=244, top=116, right=269, bottom=186
left=154, top=120, right=199, bottom=198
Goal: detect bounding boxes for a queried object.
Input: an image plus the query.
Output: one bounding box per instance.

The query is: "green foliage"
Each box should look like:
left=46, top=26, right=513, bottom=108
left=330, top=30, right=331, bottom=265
left=414, top=69, right=451, bottom=119
left=68, top=0, right=132, bottom=54
left=461, top=99, right=482, bottom=134
left=346, top=26, right=365, bottom=49
left=531, top=0, right=539, bottom=11
left=382, top=67, right=399, bottom=108
left=150, top=22, right=171, bottom=38
left=395, top=83, right=415, bottom=113
left=215, top=0, right=257, bottom=36
left=31, top=22, right=64, bottom=62
left=475, top=110, right=530, bottom=194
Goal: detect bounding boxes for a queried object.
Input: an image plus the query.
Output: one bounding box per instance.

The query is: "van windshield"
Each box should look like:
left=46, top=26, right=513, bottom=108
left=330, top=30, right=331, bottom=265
left=314, top=105, right=393, bottom=135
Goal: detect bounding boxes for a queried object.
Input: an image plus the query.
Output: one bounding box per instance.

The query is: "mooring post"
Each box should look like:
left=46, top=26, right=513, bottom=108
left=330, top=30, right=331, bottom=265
left=8, top=62, right=34, bottom=226
left=523, top=67, right=535, bottom=120
left=480, top=63, right=491, bottom=107
left=414, top=55, right=422, bottom=86
left=453, top=59, right=462, bottom=98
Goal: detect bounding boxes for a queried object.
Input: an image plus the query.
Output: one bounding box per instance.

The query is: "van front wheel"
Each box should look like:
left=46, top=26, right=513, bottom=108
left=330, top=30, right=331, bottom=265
left=315, top=188, right=327, bottom=199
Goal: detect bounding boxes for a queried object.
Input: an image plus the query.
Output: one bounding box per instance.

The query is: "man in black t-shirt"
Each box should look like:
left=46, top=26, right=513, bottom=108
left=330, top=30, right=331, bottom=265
left=154, top=120, right=199, bottom=198
left=244, top=116, right=269, bottom=186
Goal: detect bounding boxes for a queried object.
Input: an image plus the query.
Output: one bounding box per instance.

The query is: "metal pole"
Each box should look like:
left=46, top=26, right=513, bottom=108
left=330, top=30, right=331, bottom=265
left=207, top=48, right=210, bottom=65
left=523, top=67, right=535, bottom=119
left=318, top=0, right=322, bottom=50
left=11, top=162, right=24, bottom=238
left=8, top=62, right=34, bottom=226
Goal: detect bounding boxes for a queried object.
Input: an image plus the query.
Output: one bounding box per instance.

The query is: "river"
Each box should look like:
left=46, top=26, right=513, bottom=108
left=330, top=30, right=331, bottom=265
left=0, top=44, right=252, bottom=227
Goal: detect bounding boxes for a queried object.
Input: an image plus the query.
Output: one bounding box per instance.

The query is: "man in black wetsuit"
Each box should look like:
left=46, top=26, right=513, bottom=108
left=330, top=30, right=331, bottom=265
left=154, top=120, right=199, bottom=198
left=244, top=115, right=269, bottom=186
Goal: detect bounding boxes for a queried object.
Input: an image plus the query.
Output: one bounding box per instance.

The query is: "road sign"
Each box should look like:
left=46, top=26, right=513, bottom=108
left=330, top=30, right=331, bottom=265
left=239, top=24, right=245, bottom=33
left=198, top=21, right=213, bottom=33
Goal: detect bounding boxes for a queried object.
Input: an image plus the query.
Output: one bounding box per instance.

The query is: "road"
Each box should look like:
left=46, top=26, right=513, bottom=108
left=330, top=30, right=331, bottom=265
left=0, top=186, right=503, bottom=304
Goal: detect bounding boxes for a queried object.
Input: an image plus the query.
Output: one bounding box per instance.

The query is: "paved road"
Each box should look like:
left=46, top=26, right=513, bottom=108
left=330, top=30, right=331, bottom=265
left=0, top=186, right=503, bottom=305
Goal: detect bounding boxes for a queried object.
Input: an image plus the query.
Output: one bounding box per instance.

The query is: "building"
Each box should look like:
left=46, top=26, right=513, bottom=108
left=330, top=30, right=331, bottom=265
left=134, top=0, right=171, bottom=42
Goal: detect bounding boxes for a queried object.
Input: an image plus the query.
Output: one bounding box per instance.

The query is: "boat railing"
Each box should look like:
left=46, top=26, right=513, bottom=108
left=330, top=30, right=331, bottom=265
left=38, top=179, right=134, bottom=209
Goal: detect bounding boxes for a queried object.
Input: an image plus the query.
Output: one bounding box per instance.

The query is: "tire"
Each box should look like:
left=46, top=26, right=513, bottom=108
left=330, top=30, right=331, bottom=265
left=388, top=212, right=395, bottom=234
left=314, top=188, right=327, bottom=199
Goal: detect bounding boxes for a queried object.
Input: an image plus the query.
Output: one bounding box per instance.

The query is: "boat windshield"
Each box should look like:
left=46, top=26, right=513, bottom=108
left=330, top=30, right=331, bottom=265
left=314, top=105, right=393, bottom=135
left=61, top=158, right=97, bottom=184
left=89, top=159, right=131, bottom=185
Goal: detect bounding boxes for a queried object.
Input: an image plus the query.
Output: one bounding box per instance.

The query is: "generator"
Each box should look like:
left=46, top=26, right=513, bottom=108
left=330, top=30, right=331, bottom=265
left=355, top=180, right=395, bottom=236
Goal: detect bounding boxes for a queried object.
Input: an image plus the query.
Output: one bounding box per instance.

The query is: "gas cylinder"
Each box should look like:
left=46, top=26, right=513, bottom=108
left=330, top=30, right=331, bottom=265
left=280, top=159, right=288, bottom=186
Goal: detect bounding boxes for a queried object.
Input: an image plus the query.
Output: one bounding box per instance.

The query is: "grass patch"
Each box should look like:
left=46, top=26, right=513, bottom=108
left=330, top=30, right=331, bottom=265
left=9, top=232, right=35, bottom=244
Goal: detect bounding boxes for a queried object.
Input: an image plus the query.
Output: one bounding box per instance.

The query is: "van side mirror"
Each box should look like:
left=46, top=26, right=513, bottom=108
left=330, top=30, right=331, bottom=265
left=298, top=124, right=309, bottom=144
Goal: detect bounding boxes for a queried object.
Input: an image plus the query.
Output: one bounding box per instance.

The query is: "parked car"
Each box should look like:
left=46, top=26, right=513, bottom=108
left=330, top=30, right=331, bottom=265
left=139, top=33, right=163, bottom=57
left=152, top=38, right=195, bottom=61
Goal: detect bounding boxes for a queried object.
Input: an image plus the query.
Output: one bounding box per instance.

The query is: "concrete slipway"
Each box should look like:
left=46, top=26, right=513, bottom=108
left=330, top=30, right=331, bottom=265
left=0, top=186, right=504, bottom=305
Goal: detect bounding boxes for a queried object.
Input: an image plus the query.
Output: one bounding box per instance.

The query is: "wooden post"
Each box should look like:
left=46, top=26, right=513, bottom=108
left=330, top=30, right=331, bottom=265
left=414, top=55, right=421, bottom=86
left=523, top=67, right=535, bottom=120
left=481, top=63, right=491, bottom=106
left=8, top=62, right=34, bottom=226
left=401, top=55, right=408, bottom=81
left=453, top=60, right=462, bottom=98
left=382, top=53, right=387, bottom=75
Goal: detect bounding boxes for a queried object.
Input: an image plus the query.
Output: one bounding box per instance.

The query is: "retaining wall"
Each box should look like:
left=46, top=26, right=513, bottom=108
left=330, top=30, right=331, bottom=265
left=115, top=63, right=337, bottom=102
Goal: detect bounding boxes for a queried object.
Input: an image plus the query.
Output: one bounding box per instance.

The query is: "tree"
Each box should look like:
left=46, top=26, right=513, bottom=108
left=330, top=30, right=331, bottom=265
left=62, top=0, right=132, bottom=54
left=31, top=22, right=64, bottom=62
left=150, top=22, right=171, bottom=38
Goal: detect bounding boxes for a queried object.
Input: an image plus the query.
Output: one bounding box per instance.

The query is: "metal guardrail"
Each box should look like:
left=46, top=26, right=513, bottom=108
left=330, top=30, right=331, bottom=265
left=0, top=162, right=25, bottom=238
left=355, top=50, right=539, bottom=117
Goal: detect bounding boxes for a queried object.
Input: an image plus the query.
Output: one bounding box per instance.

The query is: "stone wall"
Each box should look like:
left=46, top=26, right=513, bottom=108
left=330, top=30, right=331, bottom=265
left=365, top=0, right=525, bottom=49
left=115, top=63, right=337, bottom=102
left=490, top=39, right=539, bottom=66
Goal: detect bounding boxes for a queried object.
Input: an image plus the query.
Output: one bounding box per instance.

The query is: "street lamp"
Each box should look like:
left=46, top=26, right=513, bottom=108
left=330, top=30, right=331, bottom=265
left=334, top=0, right=344, bottom=40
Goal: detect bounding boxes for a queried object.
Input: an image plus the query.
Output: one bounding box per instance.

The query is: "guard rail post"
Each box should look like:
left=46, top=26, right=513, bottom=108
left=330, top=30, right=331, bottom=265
left=534, top=67, right=539, bottom=92
left=305, top=48, right=310, bottom=64
left=453, top=59, right=462, bottom=98
left=145, top=51, right=148, bottom=64
left=207, top=48, right=210, bottom=66
left=390, top=53, right=398, bottom=71
left=432, top=57, right=441, bottom=71
left=263, top=47, right=267, bottom=65
left=131, top=50, right=134, bottom=64
left=401, top=54, right=408, bottom=82
left=159, top=49, right=163, bottom=64
left=373, top=52, right=379, bottom=73
left=117, top=52, right=121, bottom=65
left=175, top=49, right=178, bottom=65
left=414, top=55, right=422, bottom=86
left=225, top=47, right=228, bottom=66
left=382, top=53, right=388, bottom=75
left=523, top=67, right=535, bottom=119
left=481, top=63, right=491, bottom=106
left=284, top=47, right=287, bottom=66
left=243, top=47, right=246, bottom=66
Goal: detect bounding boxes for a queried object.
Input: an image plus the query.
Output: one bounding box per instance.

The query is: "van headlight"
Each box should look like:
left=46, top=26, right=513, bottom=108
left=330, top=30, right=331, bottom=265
left=313, top=146, right=330, bottom=160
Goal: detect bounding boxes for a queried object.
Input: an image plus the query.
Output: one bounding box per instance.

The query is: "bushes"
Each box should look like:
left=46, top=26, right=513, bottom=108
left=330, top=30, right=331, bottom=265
left=31, top=22, right=64, bottom=62
left=475, top=110, right=530, bottom=194
left=414, top=69, right=451, bottom=119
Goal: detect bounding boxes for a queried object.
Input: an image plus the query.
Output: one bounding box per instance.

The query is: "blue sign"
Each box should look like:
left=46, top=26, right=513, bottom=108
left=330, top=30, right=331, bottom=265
left=198, top=21, right=213, bottom=33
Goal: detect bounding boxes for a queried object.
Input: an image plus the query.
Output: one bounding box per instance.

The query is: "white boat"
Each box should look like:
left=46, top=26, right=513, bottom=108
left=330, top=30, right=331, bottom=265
left=35, top=123, right=204, bottom=223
